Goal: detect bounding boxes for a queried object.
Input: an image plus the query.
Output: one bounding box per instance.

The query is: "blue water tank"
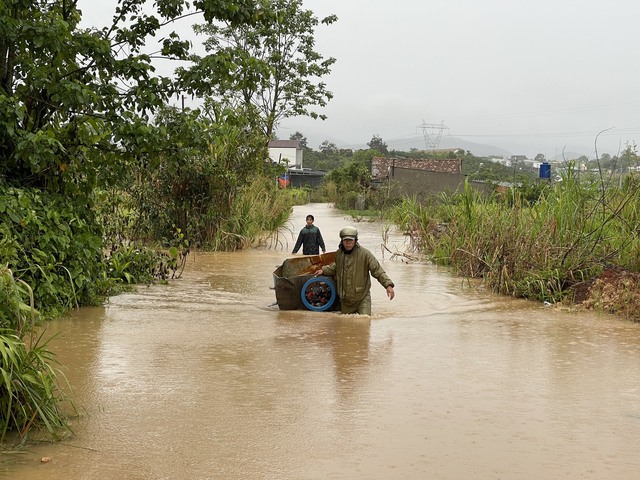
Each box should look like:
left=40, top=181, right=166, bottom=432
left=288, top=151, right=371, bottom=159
left=539, top=162, right=551, bottom=179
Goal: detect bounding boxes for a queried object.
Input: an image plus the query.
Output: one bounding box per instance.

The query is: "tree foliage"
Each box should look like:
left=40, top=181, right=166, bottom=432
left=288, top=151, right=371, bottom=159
left=0, top=0, right=291, bottom=195
left=289, top=131, right=308, bottom=150
left=0, top=0, right=336, bottom=318
left=191, top=0, right=336, bottom=139
left=118, top=105, right=273, bottom=248
left=367, top=134, right=388, bottom=155
left=0, top=0, right=337, bottom=234
left=0, top=187, right=103, bottom=318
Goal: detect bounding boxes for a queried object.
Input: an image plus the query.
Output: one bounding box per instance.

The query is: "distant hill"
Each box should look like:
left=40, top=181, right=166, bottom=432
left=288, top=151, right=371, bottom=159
left=356, top=135, right=514, bottom=158
left=299, top=132, right=599, bottom=160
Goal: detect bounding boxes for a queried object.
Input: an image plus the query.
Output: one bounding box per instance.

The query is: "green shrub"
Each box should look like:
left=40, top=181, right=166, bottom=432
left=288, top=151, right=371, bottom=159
left=0, top=329, right=71, bottom=442
left=0, top=188, right=105, bottom=319
left=0, top=266, right=38, bottom=336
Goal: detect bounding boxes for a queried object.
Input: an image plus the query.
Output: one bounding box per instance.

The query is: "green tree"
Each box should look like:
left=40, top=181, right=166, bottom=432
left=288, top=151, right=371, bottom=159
left=367, top=134, right=388, bottom=154
left=191, top=0, right=337, bottom=140
left=0, top=0, right=281, bottom=319
left=0, top=0, right=266, bottom=195
left=124, top=105, right=270, bottom=248
left=319, top=140, right=338, bottom=153
left=597, top=153, right=618, bottom=171
left=290, top=131, right=309, bottom=150
left=621, top=143, right=638, bottom=173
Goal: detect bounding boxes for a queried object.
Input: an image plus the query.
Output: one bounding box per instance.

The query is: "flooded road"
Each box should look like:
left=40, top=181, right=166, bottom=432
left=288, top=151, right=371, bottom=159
left=6, top=203, right=640, bottom=479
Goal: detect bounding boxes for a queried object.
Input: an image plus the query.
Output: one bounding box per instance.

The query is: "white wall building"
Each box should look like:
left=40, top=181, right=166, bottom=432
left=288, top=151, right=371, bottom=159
left=268, top=140, right=303, bottom=168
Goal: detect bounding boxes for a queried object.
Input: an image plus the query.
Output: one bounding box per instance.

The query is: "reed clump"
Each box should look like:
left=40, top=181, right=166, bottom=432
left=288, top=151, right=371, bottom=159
left=208, top=175, right=297, bottom=251
left=390, top=166, right=640, bottom=320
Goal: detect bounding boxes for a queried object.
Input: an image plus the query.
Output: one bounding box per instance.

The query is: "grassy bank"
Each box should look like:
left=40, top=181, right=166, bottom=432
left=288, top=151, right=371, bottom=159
left=389, top=167, right=640, bottom=320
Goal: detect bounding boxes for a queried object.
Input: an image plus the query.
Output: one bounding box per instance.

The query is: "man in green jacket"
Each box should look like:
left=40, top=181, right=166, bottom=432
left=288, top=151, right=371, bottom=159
left=292, top=214, right=326, bottom=255
left=315, top=226, right=395, bottom=315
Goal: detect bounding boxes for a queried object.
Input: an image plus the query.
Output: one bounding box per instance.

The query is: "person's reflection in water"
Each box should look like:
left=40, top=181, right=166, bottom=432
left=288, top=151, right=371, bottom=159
left=329, top=316, right=373, bottom=402
left=274, top=312, right=392, bottom=404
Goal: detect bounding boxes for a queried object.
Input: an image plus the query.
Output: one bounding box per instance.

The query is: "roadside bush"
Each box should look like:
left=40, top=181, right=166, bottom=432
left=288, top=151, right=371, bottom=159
left=102, top=243, right=184, bottom=291
left=281, top=186, right=310, bottom=205
left=312, top=179, right=338, bottom=204
left=335, top=191, right=359, bottom=210
left=0, top=188, right=104, bottom=319
left=0, top=265, right=39, bottom=337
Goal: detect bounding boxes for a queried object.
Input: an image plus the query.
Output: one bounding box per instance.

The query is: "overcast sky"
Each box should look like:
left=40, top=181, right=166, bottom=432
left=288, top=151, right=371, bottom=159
left=80, top=0, right=640, bottom=158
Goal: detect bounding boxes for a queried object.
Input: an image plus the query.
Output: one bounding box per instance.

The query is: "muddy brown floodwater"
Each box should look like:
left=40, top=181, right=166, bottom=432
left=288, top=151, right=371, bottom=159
left=5, top=203, right=640, bottom=480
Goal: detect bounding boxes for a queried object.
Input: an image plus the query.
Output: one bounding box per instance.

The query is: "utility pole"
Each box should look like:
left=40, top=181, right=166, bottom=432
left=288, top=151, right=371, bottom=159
left=417, top=120, right=449, bottom=150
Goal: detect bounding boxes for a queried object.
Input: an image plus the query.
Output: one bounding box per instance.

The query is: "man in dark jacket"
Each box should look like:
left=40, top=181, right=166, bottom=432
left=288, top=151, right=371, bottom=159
left=315, top=226, right=395, bottom=315
left=292, top=214, right=326, bottom=255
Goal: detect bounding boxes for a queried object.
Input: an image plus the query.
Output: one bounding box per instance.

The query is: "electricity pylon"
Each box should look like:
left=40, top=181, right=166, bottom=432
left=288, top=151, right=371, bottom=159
left=418, top=120, right=449, bottom=149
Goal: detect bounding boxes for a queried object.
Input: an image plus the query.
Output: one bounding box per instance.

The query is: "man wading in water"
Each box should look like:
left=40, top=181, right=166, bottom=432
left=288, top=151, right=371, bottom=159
left=315, top=226, right=395, bottom=315
left=292, top=214, right=326, bottom=255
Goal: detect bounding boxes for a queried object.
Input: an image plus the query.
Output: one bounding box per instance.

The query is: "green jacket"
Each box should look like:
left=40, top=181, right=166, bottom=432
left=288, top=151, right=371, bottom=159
left=321, top=244, right=394, bottom=308
left=292, top=225, right=326, bottom=255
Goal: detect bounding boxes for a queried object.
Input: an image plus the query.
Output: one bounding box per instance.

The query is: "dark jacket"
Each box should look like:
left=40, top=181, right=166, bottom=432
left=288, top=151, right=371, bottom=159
left=321, top=243, right=394, bottom=308
left=292, top=225, right=326, bottom=255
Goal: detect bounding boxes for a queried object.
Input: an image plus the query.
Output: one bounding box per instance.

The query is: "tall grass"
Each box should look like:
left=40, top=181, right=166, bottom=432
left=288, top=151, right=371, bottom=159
left=208, top=176, right=294, bottom=251
left=0, top=267, right=71, bottom=443
left=390, top=170, right=640, bottom=304
left=0, top=330, right=71, bottom=443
